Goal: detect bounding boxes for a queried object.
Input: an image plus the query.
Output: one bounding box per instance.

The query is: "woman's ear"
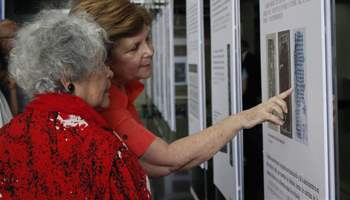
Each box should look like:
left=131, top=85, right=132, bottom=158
left=60, top=77, right=69, bottom=91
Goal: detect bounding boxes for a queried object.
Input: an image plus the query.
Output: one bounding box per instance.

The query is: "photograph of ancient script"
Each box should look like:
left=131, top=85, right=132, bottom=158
left=266, top=33, right=278, bottom=132
left=293, top=27, right=308, bottom=145
left=278, top=30, right=292, bottom=139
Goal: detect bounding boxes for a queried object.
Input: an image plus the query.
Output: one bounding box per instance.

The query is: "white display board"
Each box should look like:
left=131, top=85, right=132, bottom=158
left=166, top=0, right=176, bottom=131
left=151, top=3, right=176, bottom=132
left=162, top=8, right=169, bottom=122
left=210, top=0, right=242, bottom=199
left=146, top=73, right=152, bottom=99
left=186, top=0, right=206, bottom=137
left=157, top=12, right=163, bottom=114
left=152, top=18, right=159, bottom=108
left=260, top=0, right=335, bottom=199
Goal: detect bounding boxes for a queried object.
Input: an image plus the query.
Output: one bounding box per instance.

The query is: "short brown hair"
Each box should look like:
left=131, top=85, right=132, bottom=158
left=72, top=0, right=152, bottom=44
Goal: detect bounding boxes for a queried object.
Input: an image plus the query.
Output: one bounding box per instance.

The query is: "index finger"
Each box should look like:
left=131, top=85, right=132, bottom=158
left=278, top=88, right=293, bottom=100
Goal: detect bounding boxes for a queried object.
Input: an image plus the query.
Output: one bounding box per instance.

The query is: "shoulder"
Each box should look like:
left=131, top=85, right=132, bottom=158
left=98, top=101, right=134, bottom=127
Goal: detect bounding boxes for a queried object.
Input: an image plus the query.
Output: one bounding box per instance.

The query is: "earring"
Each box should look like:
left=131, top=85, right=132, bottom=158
left=68, top=83, right=75, bottom=91
left=106, top=65, right=110, bottom=69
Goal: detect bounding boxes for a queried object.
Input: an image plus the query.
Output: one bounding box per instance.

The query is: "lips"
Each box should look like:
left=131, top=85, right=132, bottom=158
left=142, top=62, right=151, bottom=67
left=141, top=64, right=151, bottom=69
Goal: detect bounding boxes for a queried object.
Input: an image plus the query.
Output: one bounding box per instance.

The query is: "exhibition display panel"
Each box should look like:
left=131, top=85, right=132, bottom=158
left=210, top=0, right=243, bottom=199
left=260, top=0, right=335, bottom=199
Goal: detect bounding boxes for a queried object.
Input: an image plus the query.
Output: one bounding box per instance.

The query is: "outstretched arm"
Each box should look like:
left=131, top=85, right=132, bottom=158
left=138, top=88, right=293, bottom=178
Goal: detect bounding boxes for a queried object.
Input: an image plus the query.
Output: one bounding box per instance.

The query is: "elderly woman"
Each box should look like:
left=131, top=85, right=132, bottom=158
left=0, top=9, right=151, bottom=199
left=72, top=0, right=293, bottom=178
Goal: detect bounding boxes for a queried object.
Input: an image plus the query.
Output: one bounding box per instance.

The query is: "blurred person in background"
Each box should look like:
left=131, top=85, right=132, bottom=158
left=0, top=19, right=27, bottom=116
left=0, top=46, right=13, bottom=126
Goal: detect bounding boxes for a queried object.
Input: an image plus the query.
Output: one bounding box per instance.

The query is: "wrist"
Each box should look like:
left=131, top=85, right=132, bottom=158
left=230, top=112, right=246, bottom=131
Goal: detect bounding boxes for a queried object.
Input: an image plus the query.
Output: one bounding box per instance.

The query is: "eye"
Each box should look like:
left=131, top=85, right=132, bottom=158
left=146, top=35, right=151, bottom=42
left=130, top=44, right=139, bottom=51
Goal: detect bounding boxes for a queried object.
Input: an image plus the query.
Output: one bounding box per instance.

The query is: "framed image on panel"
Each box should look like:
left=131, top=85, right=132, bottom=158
left=174, top=38, right=187, bottom=85
left=293, top=27, right=308, bottom=145
left=174, top=56, right=187, bottom=85
left=266, top=33, right=278, bottom=132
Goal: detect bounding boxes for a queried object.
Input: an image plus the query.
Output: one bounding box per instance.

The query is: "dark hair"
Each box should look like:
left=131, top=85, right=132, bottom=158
left=0, top=48, right=6, bottom=71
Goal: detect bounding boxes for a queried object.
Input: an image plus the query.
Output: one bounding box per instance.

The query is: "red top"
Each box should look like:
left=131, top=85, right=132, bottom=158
left=0, top=93, right=151, bottom=199
left=98, top=81, right=156, bottom=158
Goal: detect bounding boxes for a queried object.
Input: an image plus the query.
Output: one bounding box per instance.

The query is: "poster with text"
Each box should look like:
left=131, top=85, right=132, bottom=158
left=186, top=0, right=206, bottom=138
left=157, top=12, right=163, bottom=114
left=162, top=8, right=169, bottom=122
left=210, top=0, right=241, bottom=199
left=260, top=0, right=335, bottom=199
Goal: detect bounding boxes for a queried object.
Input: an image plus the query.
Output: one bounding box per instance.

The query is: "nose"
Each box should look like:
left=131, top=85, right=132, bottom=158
left=143, top=42, right=154, bottom=58
left=104, top=64, right=114, bottom=79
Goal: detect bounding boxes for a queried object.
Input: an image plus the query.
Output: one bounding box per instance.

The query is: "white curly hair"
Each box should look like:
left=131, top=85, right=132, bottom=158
left=9, top=9, right=109, bottom=101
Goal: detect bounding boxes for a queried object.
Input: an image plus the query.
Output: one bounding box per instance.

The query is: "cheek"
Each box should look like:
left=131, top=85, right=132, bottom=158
left=131, top=62, right=141, bottom=72
left=122, top=61, right=141, bottom=75
left=91, top=79, right=106, bottom=100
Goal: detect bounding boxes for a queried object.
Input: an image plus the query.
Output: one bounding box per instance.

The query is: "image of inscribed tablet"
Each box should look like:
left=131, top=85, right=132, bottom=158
left=266, top=33, right=278, bottom=132
left=278, top=30, right=292, bottom=139
left=293, top=28, right=308, bottom=145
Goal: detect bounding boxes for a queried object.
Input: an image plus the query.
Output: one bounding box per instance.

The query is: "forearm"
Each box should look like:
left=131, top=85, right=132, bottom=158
left=167, top=113, right=244, bottom=171
left=139, top=113, right=244, bottom=178
left=162, top=89, right=293, bottom=173
left=140, top=88, right=293, bottom=178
